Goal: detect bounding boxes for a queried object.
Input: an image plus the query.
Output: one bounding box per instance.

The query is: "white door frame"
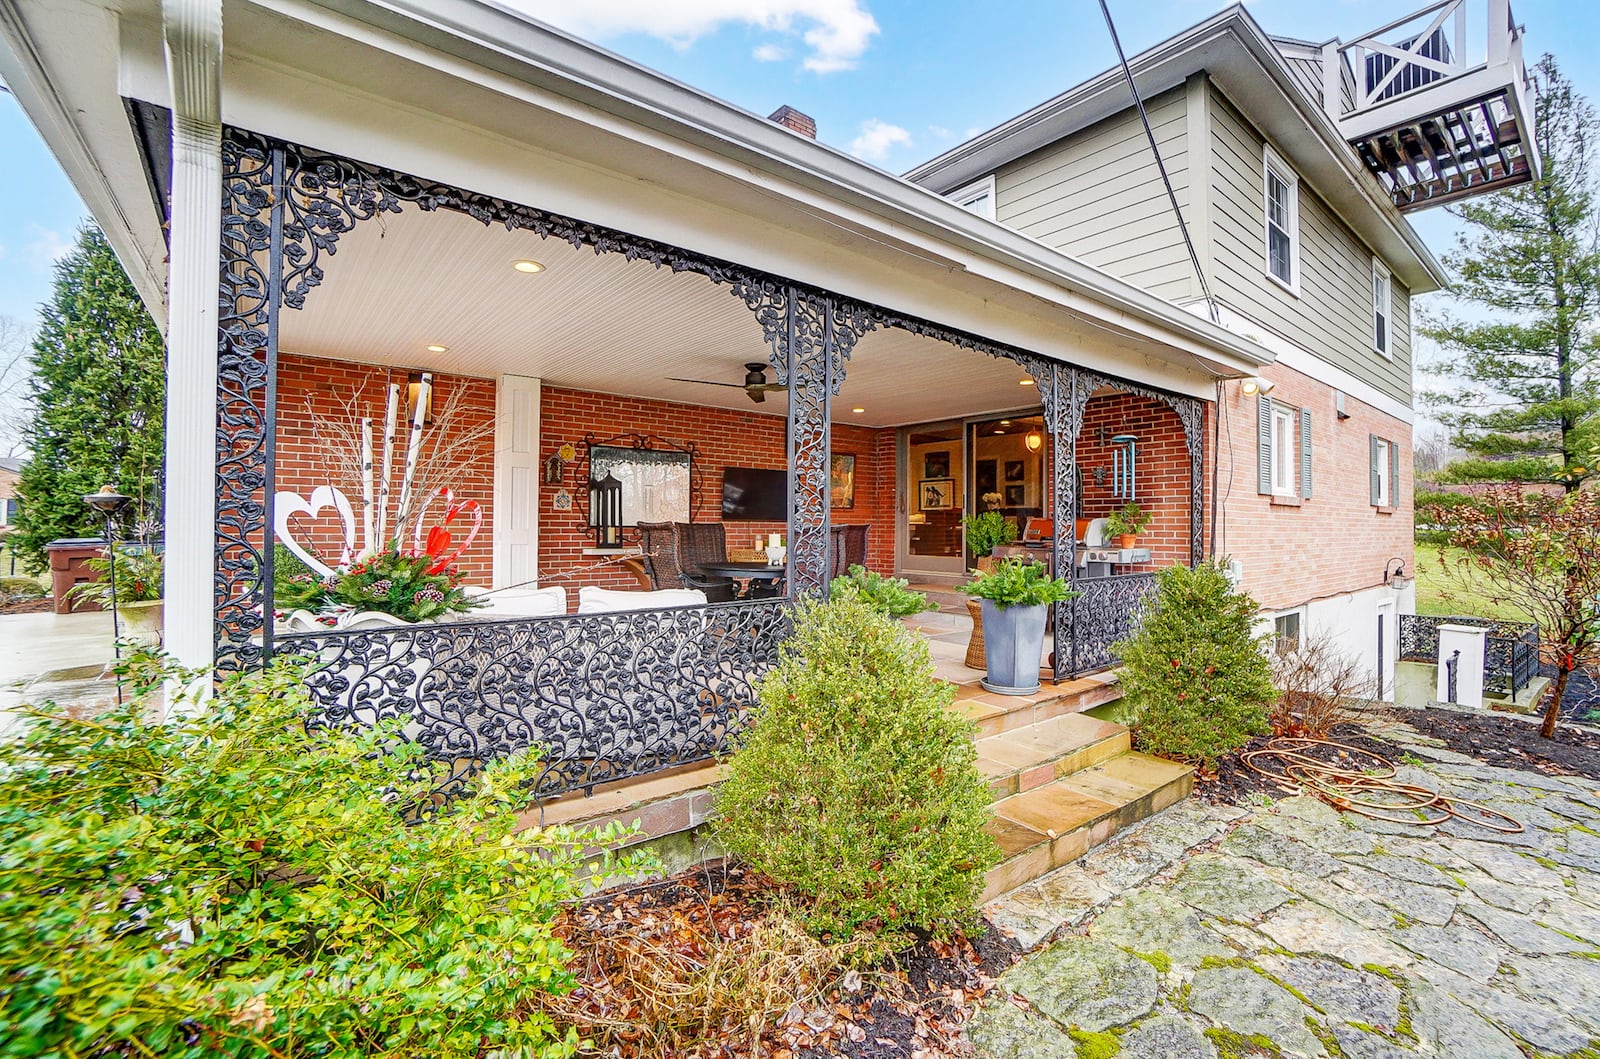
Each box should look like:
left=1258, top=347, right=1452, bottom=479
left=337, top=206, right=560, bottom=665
left=1376, top=599, right=1397, bottom=701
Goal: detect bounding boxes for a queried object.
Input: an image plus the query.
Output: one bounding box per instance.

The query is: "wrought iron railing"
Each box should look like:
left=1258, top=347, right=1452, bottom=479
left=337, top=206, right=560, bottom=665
left=276, top=599, right=792, bottom=799
left=1397, top=613, right=1539, bottom=698
left=1067, top=573, right=1159, bottom=676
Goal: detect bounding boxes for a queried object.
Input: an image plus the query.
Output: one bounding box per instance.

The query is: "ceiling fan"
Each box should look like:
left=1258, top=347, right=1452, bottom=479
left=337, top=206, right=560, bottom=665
left=667, top=362, right=786, bottom=404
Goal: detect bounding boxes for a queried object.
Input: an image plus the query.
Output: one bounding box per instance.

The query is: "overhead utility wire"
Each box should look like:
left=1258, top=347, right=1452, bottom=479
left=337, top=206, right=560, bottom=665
left=1097, top=0, right=1220, bottom=326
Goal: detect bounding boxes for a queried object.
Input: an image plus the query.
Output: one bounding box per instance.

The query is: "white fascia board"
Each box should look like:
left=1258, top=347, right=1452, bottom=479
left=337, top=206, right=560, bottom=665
left=904, top=7, right=1447, bottom=295
left=0, top=0, right=169, bottom=319
left=1184, top=300, right=1413, bottom=425
left=251, top=0, right=1272, bottom=375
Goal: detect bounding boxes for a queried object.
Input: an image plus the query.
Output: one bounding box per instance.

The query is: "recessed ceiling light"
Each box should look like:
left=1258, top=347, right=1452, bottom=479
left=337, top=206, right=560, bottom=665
left=426, top=344, right=449, bottom=353
left=851, top=407, right=865, bottom=413
left=993, top=429, right=1004, bottom=435
left=512, top=259, right=545, bottom=273
left=1000, top=419, right=1012, bottom=426
left=1019, top=378, right=1035, bottom=386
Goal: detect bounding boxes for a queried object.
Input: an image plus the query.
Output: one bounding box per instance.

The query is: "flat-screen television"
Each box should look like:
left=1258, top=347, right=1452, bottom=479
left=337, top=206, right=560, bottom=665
left=721, top=467, right=788, bottom=521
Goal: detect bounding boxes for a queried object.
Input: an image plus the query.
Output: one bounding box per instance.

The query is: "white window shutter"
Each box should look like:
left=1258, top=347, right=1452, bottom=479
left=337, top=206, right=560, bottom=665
left=493, top=374, right=542, bottom=588
left=1257, top=395, right=1273, bottom=495
left=1299, top=407, right=1313, bottom=499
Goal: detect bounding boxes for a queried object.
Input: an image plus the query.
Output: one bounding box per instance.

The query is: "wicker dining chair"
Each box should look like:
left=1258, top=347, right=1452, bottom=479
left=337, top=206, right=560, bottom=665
left=830, top=524, right=870, bottom=578
left=672, top=522, right=738, bottom=603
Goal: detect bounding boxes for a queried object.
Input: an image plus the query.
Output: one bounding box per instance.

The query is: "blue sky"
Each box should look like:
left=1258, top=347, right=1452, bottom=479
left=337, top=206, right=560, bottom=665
left=1, top=0, right=1595, bottom=332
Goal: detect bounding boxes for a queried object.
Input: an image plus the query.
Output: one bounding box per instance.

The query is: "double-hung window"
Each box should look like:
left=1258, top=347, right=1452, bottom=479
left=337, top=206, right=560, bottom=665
left=950, top=176, right=996, bottom=220
left=1258, top=395, right=1312, bottom=500
left=1371, top=435, right=1398, bottom=509
left=1263, top=147, right=1298, bottom=291
left=1372, top=258, right=1392, bottom=356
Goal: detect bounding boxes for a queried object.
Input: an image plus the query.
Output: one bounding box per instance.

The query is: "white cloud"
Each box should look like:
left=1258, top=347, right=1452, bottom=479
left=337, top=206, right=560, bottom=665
left=752, top=42, right=788, bottom=62
left=23, top=227, right=69, bottom=273
left=928, top=125, right=951, bottom=139
left=505, top=0, right=879, bottom=73
left=849, top=118, right=911, bottom=162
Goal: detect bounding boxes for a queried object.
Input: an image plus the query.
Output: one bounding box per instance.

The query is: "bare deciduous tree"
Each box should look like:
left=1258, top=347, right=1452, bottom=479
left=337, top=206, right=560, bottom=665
left=0, top=315, right=32, bottom=459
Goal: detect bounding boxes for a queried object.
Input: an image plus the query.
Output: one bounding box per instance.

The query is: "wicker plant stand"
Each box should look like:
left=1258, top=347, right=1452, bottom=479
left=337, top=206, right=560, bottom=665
left=965, top=598, right=986, bottom=670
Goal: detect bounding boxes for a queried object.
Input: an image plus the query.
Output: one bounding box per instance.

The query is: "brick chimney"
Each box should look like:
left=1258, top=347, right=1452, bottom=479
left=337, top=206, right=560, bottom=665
left=767, top=105, right=817, bottom=139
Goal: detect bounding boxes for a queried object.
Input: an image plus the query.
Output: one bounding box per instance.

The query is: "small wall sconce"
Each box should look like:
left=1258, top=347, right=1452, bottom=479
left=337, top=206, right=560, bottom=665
left=1383, top=557, right=1408, bottom=589
left=1025, top=429, right=1043, bottom=452
left=406, top=374, right=434, bottom=425
left=1239, top=376, right=1276, bottom=397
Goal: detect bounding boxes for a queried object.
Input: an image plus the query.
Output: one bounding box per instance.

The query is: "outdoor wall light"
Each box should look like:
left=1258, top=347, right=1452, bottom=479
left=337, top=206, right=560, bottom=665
left=406, top=374, right=434, bottom=425
left=1025, top=429, right=1044, bottom=452
left=1239, top=376, right=1276, bottom=397
left=1384, top=557, right=1409, bottom=589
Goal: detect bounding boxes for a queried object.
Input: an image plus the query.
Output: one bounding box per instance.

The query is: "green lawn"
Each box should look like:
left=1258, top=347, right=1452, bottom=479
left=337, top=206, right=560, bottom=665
left=1412, top=541, right=1533, bottom=623
left=0, top=538, right=47, bottom=590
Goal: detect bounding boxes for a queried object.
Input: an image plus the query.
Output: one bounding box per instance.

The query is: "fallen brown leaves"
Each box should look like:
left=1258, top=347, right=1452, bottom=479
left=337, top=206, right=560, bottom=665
left=527, top=861, right=1020, bottom=1059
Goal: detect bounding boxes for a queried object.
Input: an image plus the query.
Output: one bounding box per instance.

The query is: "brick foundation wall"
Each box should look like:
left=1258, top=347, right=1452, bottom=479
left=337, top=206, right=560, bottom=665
left=539, top=387, right=897, bottom=592
left=1212, top=362, right=1412, bottom=613
left=1077, top=394, right=1192, bottom=565
left=274, top=354, right=496, bottom=584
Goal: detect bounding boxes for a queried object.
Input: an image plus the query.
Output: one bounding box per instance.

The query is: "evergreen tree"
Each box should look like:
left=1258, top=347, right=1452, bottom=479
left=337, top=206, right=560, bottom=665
left=12, top=225, right=164, bottom=569
left=1422, top=56, right=1600, bottom=491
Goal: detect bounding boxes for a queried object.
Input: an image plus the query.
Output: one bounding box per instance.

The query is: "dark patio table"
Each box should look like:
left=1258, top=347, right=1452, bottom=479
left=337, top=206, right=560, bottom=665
left=697, top=560, right=787, bottom=599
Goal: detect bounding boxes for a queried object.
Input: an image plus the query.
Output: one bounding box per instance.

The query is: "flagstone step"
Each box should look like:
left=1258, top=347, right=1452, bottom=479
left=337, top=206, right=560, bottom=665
left=981, top=751, right=1194, bottom=903
left=949, top=673, right=1123, bottom=738
left=975, top=713, right=1130, bottom=801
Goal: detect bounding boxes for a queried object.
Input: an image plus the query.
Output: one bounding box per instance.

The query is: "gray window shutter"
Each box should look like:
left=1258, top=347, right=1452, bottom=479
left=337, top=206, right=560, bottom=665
left=1257, top=395, right=1273, bottom=495
left=1389, top=438, right=1400, bottom=509
left=1299, top=407, right=1313, bottom=499
left=1370, top=434, right=1381, bottom=506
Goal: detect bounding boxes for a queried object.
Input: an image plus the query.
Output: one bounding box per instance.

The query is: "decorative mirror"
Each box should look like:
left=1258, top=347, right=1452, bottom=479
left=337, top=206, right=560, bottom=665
left=584, top=435, right=699, bottom=543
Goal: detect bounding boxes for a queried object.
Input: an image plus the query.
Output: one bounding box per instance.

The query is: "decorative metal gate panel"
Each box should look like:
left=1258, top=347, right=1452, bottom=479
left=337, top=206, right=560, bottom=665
left=277, top=599, right=791, bottom=798
left=1067, top=573, right=1159, bottom=676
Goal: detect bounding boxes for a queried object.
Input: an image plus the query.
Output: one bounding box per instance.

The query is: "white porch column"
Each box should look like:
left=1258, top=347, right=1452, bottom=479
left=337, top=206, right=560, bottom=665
left=161, top=0, right=223, bottom=670
left=1436, top=624, right=1487, bottom=708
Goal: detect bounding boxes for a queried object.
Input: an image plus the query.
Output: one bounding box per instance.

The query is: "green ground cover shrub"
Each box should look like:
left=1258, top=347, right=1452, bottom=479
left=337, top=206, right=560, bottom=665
left=714, top=597, right=999, bottom=939
left=1113, top=560, right=1276, bottom=769
left=0, top=657, right=639, bottom=1058
left=828, top=563, right=935, bottom=617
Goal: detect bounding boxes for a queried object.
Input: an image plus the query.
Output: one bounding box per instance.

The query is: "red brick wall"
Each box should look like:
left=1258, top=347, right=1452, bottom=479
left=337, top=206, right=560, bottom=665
left=1077, top=394, right=1191, bottom=566
left=538, top=387, right=897, bottom=592
left=274, top=354, right=496, bottom=584
left=1212, top=362, right=1412, bottom=611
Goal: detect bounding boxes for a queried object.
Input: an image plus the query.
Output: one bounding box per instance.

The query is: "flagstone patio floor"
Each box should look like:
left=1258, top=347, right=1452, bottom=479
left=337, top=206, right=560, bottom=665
left=972, top=716, right=1600, bottom=1058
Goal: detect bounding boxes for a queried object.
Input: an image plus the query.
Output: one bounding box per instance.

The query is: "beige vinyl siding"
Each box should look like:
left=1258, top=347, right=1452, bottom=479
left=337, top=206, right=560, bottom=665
left=1208, top=86, right=1412, bottom=403
left=1278, top=53, right=1323, bottom=107
left=994, top=87, right=1195, bottom=301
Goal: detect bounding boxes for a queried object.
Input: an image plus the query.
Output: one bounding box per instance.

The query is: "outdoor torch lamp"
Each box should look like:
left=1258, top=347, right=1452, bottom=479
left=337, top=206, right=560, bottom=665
left=83, top=484, right=133, bottom=703
left=591, top=471, right=622, bottom=548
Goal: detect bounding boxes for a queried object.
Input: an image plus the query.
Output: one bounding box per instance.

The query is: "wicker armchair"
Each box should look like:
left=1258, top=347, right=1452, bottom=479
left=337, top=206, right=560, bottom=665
left=830, top=524, right=870, bottom=578
left=636, top=521, right=736, bottom=602
left=672, top=522, right=738, bottom=603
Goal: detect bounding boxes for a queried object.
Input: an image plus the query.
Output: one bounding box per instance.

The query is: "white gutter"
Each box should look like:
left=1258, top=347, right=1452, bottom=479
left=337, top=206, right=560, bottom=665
left=161, top=0, right=223, bottom=673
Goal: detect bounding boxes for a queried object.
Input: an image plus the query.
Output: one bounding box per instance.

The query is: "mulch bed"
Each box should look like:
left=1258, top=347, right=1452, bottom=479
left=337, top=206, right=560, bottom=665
left=1400, top=706, right=1600, bottom=781
left=541, top=859, right=1022, bottom=1059
left=0, top=597, right=53, bottom=615
left=1198, top=708, right=1600, bottom=806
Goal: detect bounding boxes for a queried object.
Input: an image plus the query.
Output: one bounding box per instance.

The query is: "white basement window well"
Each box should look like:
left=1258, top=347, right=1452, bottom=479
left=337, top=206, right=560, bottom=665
left=1263, top=146, right=1299, bottom=294
left=1372, top=258, right=1392, bottom=358
left=950, top=175, right=996, bottom=220
left=1274, top=610, right=1303, bottom=651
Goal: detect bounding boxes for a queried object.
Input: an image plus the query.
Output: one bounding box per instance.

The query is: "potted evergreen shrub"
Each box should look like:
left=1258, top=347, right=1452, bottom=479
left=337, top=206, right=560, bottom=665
left=1105, top=501, right=1150, bottom=549
left=961, top=511, right=1019, bottom=574
left=959, top=558, right=1075, bottom=695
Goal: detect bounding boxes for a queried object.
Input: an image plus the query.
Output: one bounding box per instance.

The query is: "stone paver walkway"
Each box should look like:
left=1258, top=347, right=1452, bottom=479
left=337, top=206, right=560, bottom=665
left=972, top=722, right=1600, bottom=1058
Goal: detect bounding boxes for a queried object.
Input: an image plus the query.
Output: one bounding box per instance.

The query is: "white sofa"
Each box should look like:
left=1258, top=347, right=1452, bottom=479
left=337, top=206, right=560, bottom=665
left=577, top=586, right=708, bottom=614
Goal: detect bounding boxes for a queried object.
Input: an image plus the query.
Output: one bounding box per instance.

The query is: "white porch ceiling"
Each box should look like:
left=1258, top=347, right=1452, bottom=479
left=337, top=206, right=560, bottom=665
left=277, top=206, right=1051, bottom=428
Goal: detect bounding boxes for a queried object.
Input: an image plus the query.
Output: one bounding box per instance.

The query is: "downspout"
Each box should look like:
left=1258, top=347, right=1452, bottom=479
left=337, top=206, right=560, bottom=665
left=161, top=0, right=222, bottom=676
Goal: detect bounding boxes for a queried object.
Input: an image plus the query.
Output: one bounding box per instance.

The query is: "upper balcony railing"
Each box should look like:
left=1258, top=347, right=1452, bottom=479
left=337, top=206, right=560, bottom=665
left=1321, top=0, right=1540, bottom=211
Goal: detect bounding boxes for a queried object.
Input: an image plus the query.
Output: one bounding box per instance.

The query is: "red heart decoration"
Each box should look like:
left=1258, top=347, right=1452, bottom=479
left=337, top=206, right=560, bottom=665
left=412, top=488, right=483, bottom=574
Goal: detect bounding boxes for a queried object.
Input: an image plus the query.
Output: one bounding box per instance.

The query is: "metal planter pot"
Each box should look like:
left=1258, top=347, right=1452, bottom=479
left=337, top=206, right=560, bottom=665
left=979, top=598, right=1046, bottom=696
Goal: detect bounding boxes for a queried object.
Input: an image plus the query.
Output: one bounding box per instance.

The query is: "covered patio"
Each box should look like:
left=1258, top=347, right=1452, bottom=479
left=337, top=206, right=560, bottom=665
left=208, top=130, right=1222, bottom=799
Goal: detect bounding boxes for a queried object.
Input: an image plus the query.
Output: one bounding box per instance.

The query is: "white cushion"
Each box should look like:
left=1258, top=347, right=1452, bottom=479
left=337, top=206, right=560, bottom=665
left=466, top=585, right=568, bottom=617
left=577, top=586, right=708, bottom=614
